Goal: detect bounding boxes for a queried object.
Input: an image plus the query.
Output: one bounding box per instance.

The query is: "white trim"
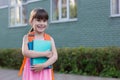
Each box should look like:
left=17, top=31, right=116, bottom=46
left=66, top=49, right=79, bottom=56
left=59, top=0, right=61, bottom=20
left=0, top=5, right=8, bottom=9
left=14, top=8, right=16, bottom=25
left=20, top=5, right=23, bottom=24
left=50, top=18, right=78, bottom=23
left=110, top=14, right=120, bottom=17
left=110, top=0, right=112, bottom=16
left=27, top=0, right=42, bottom=4
left=8, top=24, right=27, bottom=28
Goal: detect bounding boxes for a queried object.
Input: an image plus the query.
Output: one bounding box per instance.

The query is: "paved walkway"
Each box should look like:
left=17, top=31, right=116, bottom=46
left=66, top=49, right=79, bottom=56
left=0, top=69, right=119, bottom=80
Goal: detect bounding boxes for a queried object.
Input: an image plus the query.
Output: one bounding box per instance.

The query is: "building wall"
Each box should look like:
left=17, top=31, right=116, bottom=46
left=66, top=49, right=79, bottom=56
left=0, top=8, right=29, bottom=48
left=0, top=0, right=120, bottom=48
left=49, top=0, right=120, bottom=47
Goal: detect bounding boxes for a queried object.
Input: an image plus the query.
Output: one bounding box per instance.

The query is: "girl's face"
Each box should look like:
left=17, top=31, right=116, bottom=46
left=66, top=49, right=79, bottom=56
left=31, top=18, right=48, bottom=33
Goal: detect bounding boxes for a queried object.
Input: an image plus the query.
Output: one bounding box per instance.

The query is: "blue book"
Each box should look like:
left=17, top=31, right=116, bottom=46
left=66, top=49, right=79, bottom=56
left=28, top=42, right=33, bottom=50
left=28, top=40, right=52, bottom=69
left=28, top=42, right=33, bottom=66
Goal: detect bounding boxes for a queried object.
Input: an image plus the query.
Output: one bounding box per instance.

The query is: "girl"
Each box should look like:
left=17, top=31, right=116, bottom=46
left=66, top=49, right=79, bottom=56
left=21, top=8, right=58, bottom=80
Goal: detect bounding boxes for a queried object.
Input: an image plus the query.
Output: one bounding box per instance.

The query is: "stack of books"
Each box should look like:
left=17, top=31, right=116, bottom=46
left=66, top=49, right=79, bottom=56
left=28, top=40, right=52, bottom=69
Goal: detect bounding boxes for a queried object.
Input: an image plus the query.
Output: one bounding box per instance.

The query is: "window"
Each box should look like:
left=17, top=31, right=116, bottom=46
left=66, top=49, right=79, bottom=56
left=111, top=0, right=120, bottom=16
left=51, top=0, right=77, bottom=22
left=9, top=0, right=27, bottom=27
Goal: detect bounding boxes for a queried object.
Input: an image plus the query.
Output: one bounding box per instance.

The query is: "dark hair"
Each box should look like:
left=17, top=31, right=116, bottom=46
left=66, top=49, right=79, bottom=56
left=29, top=8, right=49, bottom=23
left=29, top=8, right=49, bottom=32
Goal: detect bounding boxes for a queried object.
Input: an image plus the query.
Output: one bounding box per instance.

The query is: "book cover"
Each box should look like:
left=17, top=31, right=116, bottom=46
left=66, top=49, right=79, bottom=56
left=28, top=42, right=33, bottom=50
left=28, top=40, right=52, bottom=69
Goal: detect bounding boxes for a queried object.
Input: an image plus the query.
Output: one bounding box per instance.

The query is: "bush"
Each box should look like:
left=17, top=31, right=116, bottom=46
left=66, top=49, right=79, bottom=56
left=54, top=47, right=120, bottom=78
left=0, top=48, right=23, bottom=69
left=0, top=47, right=120, bottom=78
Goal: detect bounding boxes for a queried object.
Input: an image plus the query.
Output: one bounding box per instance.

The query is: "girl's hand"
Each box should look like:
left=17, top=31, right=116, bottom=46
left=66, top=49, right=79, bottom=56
left=31, top=64, right=45, bottom=72
left=45, top=51, right=53, bottom=58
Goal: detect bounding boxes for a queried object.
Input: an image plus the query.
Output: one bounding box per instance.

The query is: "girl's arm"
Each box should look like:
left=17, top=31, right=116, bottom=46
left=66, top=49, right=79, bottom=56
left=22, top=35, right=52, bottom=58
left=30, top=37, right=58, bottom=72
left=43, top=37, right=58, bottom=67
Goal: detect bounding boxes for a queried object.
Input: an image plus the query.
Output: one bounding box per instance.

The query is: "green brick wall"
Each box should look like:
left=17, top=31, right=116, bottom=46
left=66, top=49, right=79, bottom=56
left=0, top=8, right=29, bottom=48
left=48, top=0, right=120, bottom=47
left=0, top=0, right=120, bottom=48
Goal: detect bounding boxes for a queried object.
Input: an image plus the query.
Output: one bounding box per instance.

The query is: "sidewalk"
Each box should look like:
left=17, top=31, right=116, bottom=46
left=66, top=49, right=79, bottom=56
left=0, top=68, right=119, bottom=80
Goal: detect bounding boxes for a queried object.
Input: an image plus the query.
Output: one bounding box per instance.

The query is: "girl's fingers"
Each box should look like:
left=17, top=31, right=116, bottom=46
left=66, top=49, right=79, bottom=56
left=34, top=70, right=40, bottom=72
left=30, top=66, right=42, bottom=71
left=31, top=67, right=35, bottom=70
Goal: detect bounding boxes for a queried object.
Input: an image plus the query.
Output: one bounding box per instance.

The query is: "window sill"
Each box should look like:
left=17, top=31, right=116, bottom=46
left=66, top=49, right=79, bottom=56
left=27, top=0, right=43, bottom=4
left=0, top=5, right=8, bottom=9
left=110, top=14, right=120, bottom=17
left=50, top=18, right=78, bottom=24
left=8, top=24, right=28, bottom=28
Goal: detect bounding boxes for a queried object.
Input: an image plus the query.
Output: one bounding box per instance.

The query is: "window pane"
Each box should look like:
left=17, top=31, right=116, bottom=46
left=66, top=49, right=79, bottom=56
left=112, top=0, right=119, bottom=14
left=16, top=6, right=21, bottom=24
left=17, top=0, right=22, bottom=5
left=22, top=5, right=27, bottom=24
left=61, top=0, right=67, bottom=18
left=52, top=0, right=59, bottom=20
left=51, top=0, right=77, bottom=22
left=10, top=0, right=27, bottom=26
left=69, top=0, right=77, bottom=18
left=10, top=7, right=15, bottom=26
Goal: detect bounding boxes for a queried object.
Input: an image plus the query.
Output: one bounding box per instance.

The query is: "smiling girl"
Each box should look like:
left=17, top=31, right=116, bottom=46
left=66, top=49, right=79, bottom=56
left=21, top=8, right=58, bottom=80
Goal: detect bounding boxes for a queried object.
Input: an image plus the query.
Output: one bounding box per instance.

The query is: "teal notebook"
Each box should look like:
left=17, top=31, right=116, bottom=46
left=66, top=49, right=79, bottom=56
left=31, top=40, right=52, bottom=68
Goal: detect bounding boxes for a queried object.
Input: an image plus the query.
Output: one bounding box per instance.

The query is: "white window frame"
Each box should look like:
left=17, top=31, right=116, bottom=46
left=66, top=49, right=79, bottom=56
left=0, top=5, right=8, bottom=9
left=110, top=0, right=120, bottom=17
left=50, top=0, right=77, bottom=23
left=27, top=0, right=41, bottom=3
left=9, top=0, right=27, bottom=28
left=0, top=0, right=40, bottom=9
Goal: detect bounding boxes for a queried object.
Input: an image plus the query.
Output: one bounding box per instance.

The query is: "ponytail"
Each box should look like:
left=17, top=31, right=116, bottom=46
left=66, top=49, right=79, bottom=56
left=29, top=28, right=34, bottom=32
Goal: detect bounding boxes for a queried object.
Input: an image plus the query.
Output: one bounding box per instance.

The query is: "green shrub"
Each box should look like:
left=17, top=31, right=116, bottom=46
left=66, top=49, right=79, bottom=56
left=54, top=47, right=120, bottom=78
left=0, top=48, right=23, bottom=69
left=0, top=47, right=120, bottom=78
